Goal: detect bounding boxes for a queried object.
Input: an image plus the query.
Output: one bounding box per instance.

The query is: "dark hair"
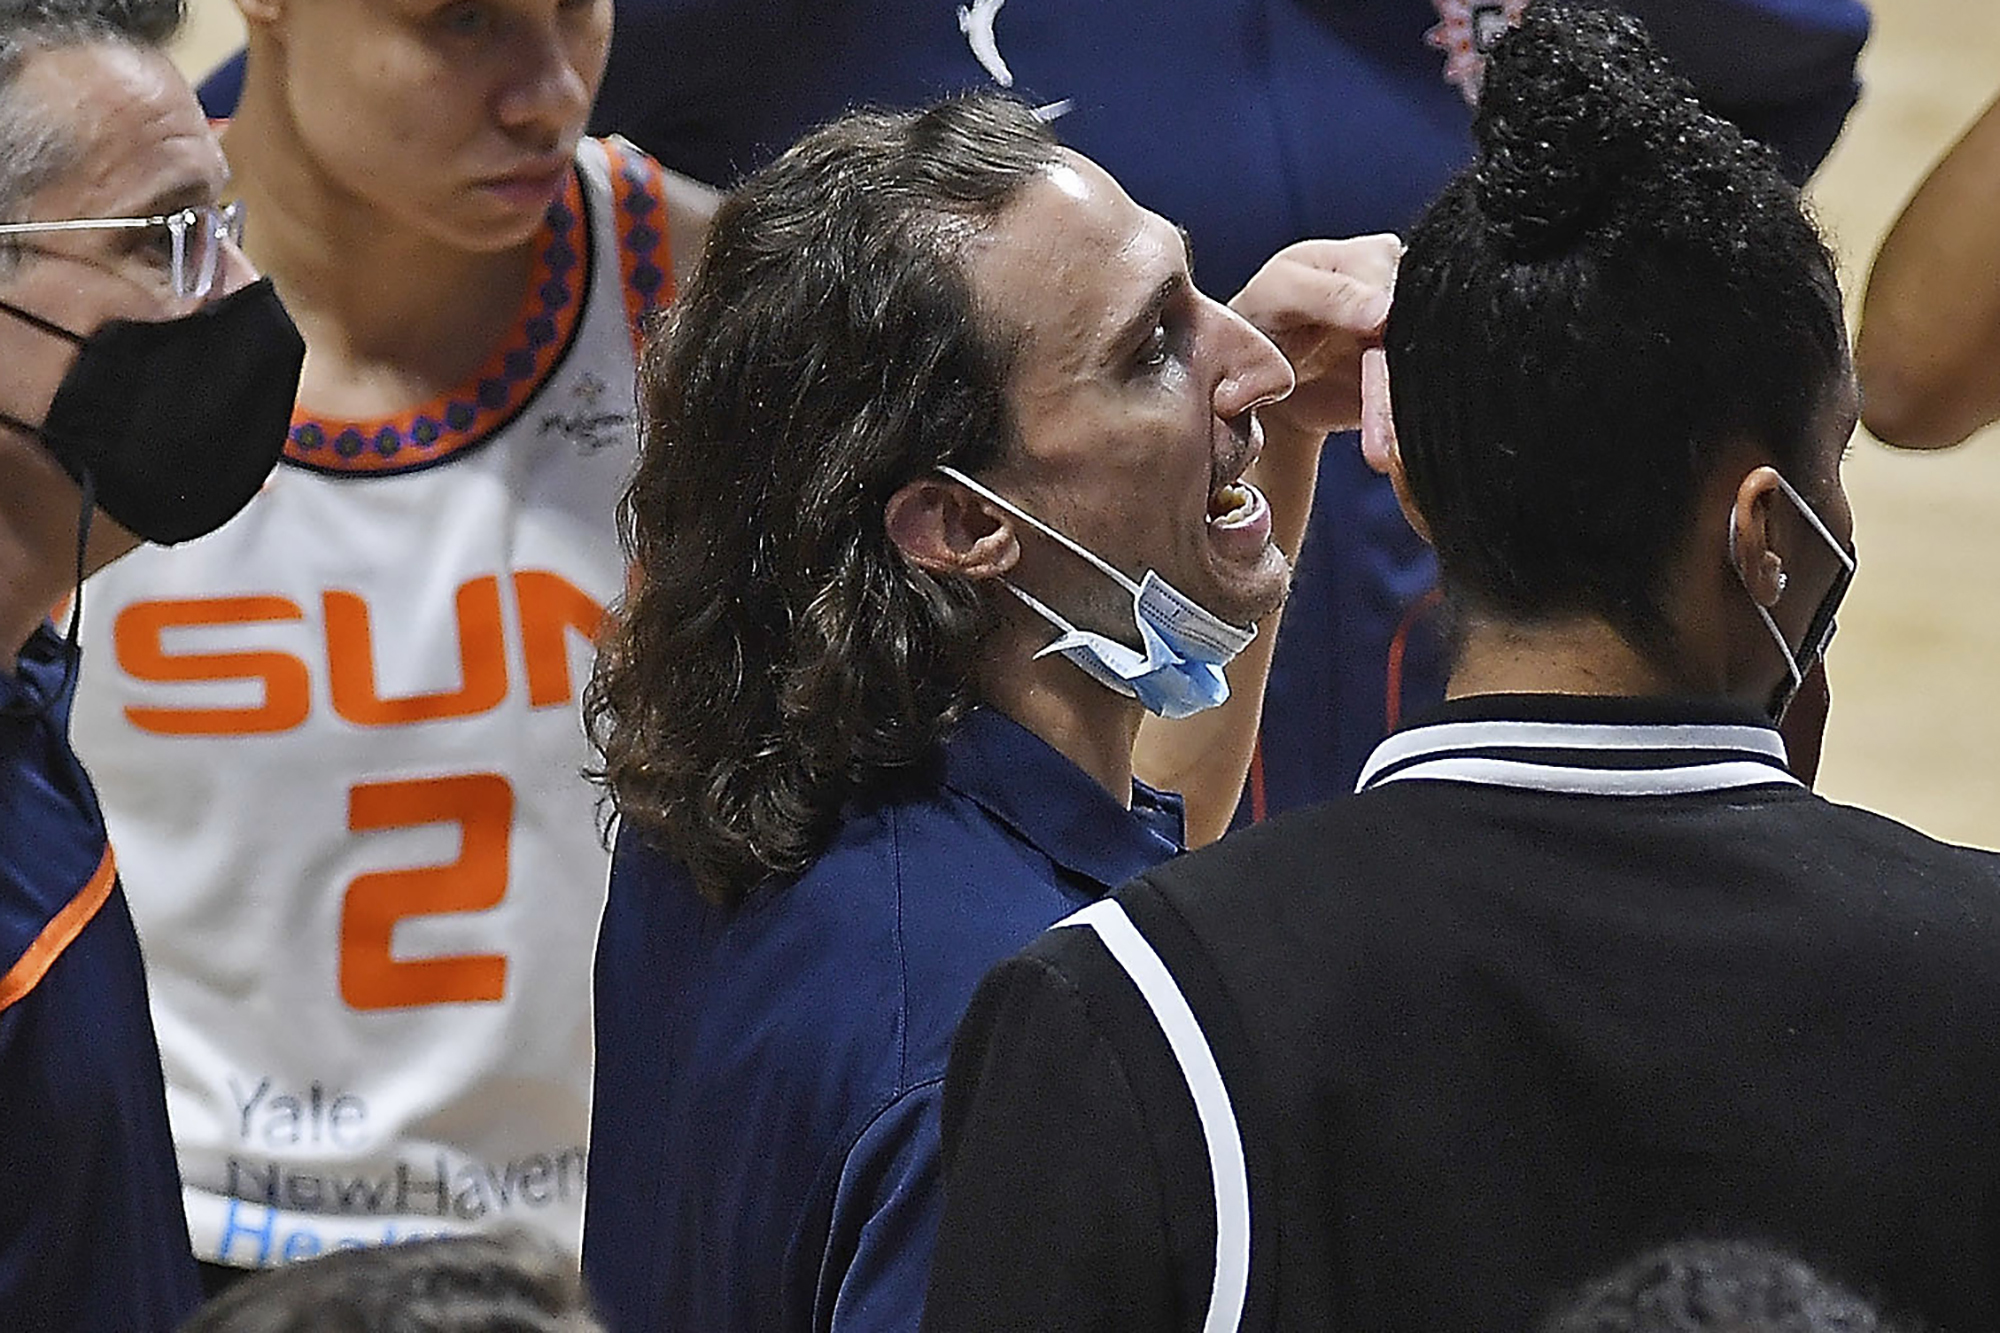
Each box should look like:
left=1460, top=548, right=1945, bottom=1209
left=585, top=94, right=1059, bottom=907
left=1542, top=1239, right=1900, bottom=1333
left=0, top=0, right=185, bottom=226
left=1384, top=4, right=1848, bottom=663
left=175, top=1233, right=603, bottom=1333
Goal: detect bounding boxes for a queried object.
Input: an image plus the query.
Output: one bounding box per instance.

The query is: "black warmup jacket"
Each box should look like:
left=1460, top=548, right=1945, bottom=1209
left=924, top=693, right=2000, bottom=1333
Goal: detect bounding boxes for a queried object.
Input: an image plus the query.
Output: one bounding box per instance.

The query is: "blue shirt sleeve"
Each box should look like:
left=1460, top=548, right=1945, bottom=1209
left=817, top=1079, right=947, bottom=1333
left=197, top=50, right=245, bottom=118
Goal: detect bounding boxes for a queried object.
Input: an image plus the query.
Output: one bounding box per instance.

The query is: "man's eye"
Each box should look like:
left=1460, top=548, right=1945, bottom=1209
left=437, top=2, right=496, bottom=36
left=134, top=223, right=178, bottom=270
left=1135, top=323, right=1170, bottom=369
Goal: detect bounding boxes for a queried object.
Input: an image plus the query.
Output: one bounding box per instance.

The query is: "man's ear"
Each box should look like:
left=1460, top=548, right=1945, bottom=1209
left=1729, top=466, right=1787, bottom=609
left=884, top=476, right=1020, bottom=579
left=1382, top=431, right=1432, bottom=547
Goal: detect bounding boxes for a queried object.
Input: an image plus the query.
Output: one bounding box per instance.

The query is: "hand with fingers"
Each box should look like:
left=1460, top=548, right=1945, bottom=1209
left=1228, top=233, right=1401, bottom=442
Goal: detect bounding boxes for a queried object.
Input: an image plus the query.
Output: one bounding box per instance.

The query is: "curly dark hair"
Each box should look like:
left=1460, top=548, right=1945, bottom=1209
left=1384, top=4, right=1849, bottom=665
left=586, top=95, right=1059, bottom=907
left=1542, top=1239, right=1901, bottom=1333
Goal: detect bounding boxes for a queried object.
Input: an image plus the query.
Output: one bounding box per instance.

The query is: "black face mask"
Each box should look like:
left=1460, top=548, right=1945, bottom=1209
left=0, top=276, right=305, bottom=545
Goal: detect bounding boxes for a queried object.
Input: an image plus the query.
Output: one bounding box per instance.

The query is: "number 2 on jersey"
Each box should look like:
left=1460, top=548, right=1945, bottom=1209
left=340, top=774, right=513, bottom=1011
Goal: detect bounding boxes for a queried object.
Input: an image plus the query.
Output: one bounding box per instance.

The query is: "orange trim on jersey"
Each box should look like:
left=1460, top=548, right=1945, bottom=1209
left=283, top=168, right=591, bottom=476
left=1246, top=738, right=1268, bottom=824
left=1384, top=586, right=1445, bottom=732
left=600, top=137, right=677, bottom=356
left=0, top=845, right=117, bottom=1015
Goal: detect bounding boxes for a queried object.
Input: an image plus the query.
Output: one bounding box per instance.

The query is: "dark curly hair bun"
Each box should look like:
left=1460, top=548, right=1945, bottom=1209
left=1473, top=4, right=1741, bottom=258
left=1385, top=1, right=1844, bottom=668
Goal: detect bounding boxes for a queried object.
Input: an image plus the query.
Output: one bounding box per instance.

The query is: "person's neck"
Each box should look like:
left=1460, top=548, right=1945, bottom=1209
left=222, top=94, right=539, bottom=411
left=1445, top=613, right=1698, bottom=702
left=0, top=500, right=69, bottom=671
left=978, top=620, right=1143, bottom=807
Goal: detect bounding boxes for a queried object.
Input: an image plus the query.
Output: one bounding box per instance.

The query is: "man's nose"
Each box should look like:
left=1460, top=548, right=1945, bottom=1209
left=1210, top=301, right=1296, bottom=421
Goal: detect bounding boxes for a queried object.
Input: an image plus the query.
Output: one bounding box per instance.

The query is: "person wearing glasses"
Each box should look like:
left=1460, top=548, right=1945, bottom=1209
left=0, top=200, right=243, bottom=303
left=64, top=0, right=714, bottom=1292
left=0, top=0, right=304, bottom=1326
left=923, top=10, right=2000, bottom=1333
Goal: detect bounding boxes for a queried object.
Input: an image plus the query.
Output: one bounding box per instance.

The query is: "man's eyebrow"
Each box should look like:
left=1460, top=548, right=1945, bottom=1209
left=123, top=176, right=218, bottom=221
left=1103, top=270, right=1187, bottom=367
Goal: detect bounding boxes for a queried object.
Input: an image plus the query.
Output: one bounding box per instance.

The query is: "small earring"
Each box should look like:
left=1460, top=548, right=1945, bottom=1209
left=1774, top=571, right=1789, bottom=599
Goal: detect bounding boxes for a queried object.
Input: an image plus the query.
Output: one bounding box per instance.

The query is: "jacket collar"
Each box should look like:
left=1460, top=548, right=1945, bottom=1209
left=1357, top=693, right=1800, bottom=797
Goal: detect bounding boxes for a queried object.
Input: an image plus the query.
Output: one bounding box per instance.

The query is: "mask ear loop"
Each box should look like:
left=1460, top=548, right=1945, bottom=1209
left=935, top=465, right=1145, bottom=598
left=1730, top=474, right=1856, bottom=724
left=60, top=468, right=92, bottom=695
left=1729, top=505, right=1804, bottom=698
left=0, top=468, right=90, bottom=721
left=933, top=465, right=1159, bottom=688
left=0, top=295, right=88, bottom=346
left=0, top=293, right=92, bottom=709
left=1770, top=472, right=1857, bottom=578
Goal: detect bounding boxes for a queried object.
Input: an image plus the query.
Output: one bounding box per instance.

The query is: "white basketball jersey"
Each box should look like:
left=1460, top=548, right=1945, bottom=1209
left=71, top=137, right=674, bottom=1265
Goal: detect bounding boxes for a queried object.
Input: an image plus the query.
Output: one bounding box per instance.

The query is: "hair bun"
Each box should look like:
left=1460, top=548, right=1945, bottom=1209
left=1472, top=4, right=1701, bottom=258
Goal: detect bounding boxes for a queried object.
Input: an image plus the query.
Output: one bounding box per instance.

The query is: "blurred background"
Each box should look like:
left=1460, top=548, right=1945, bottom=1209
left=168, top=0, right=2000, bottom=849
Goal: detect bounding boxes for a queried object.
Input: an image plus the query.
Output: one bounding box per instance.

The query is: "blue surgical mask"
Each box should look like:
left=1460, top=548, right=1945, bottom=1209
left=937, top=467, right=1257, bottom=720
left=1728, top=471, right=1857, bottom=724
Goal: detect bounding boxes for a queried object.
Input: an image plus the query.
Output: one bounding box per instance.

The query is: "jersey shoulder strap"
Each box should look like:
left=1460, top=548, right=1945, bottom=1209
left=589, top=135, right=677, bottom=353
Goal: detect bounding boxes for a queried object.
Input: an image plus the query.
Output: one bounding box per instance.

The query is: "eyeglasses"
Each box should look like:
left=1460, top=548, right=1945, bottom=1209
left=0, top=200, right=245, bottom=300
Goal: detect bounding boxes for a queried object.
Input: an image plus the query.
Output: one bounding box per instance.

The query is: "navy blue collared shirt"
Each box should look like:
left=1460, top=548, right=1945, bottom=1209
left=583, top=707, right=1184, bottom=1333
left=0, top=626, right=199, bottom=1331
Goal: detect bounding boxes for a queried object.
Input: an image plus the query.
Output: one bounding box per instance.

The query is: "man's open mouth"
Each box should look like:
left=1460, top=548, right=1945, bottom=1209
left=1207, top=480, right=1267, bottom=530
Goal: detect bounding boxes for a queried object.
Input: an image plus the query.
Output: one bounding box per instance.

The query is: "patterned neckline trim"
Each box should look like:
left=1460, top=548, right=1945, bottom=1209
left=283, top=165, right=589, bottom=476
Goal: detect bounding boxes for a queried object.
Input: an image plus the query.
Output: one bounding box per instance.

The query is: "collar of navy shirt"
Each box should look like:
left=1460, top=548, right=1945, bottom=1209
left=1356, top=692, right=1802, bottom=798
left=942, top=706, right=1186, bottom=887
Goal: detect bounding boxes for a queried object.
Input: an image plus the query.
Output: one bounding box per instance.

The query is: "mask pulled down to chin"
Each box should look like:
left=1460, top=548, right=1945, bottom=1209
left=936, top=465, right=1258, bottom=720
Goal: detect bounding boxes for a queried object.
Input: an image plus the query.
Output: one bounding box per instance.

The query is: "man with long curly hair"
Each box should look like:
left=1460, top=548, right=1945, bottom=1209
left=580, top=94, right=1396, bottom=1333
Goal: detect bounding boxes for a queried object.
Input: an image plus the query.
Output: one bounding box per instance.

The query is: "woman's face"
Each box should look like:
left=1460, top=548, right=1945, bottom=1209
left=250, top=0, right=612, bottom=252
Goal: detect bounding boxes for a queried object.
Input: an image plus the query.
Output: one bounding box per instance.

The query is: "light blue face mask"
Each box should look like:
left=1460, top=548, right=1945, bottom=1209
left=937, top=466, right=1258, bottom=720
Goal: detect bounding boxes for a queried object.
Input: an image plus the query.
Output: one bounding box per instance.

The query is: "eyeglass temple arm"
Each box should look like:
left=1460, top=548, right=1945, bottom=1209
left=0, top=217, right=162, bottom=238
